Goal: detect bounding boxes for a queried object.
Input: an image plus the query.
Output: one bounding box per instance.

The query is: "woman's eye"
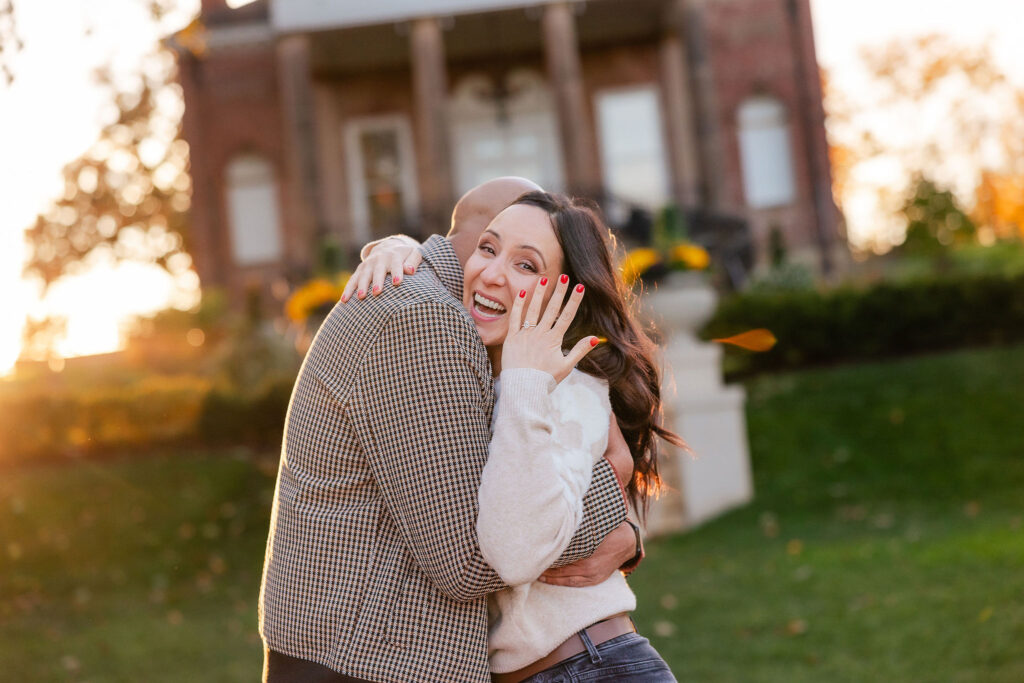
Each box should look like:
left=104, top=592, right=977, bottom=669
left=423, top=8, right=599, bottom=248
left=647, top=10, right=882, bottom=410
left=518, top=262, right=537, bottom=273
left=479, top=244, right=495, bottom=255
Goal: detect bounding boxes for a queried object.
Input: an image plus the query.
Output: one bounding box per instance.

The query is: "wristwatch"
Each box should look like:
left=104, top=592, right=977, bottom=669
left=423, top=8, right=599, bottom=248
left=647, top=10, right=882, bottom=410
left=620, top=519, right=645, bottom=575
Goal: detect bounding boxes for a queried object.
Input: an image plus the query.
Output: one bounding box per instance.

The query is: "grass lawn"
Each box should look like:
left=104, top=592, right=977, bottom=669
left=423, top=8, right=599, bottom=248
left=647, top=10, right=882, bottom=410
left=1, top=345, right=1022, bottom=681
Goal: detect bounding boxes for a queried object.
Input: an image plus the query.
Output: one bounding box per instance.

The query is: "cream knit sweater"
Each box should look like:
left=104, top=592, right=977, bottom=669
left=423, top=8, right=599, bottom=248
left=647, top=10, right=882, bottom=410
left=477, top=368, right=637, bottom=673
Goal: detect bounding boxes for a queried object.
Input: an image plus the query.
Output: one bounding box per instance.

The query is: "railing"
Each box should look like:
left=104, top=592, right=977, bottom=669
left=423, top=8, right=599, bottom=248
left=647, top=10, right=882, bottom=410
left=597, top=193, right=754, bottom=290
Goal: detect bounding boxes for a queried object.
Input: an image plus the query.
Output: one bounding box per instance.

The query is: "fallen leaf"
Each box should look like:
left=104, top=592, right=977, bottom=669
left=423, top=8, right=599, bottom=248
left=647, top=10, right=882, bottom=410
left=653, top=620, right=676, bottom=637
left=760, top=512, right=780, bottom=538
left=712, top=328, right=777, bottom=352
left=786, top=619, right=808, bottom=636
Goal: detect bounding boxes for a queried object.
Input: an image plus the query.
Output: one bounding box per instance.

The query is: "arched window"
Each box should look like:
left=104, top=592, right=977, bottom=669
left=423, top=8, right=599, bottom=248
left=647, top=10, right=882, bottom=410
left=737, top=97, right=797, bottom=209
left=225, top=154, right=283, bottom=265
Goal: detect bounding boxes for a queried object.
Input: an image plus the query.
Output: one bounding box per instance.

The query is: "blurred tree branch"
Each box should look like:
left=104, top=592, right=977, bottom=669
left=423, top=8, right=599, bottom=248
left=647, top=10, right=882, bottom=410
left=22, top=50, right=193, bottom=290
left=0, top=0, right=22, bottom=85
left=22, top=0, right=198, bottom=294
left=20, top=0, right=200, bottom=359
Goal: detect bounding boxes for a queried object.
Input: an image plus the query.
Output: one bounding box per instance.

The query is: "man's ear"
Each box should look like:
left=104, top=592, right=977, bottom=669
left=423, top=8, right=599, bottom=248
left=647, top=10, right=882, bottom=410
left=446, top=230, right=477, bottom=268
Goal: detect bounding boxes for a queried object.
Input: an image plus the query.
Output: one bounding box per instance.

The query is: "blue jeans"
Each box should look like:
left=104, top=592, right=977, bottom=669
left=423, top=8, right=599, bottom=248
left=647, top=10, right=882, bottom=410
left=521, top=632, right=677, bottom=682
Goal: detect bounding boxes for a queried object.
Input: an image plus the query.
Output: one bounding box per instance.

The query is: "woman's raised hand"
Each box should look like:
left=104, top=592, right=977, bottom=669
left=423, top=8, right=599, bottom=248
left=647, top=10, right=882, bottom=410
left=502, top=274, right=600, bottom=384
left=341, top=235, right=423, bottom=303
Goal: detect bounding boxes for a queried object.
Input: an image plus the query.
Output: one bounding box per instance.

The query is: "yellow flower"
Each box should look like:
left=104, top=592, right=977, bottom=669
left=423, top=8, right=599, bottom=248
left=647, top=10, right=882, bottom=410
left=620, top=248, right=662, bottom=287
left=285, top=277, right=344, bottom=323
left=670, top=243, right=710, bottom=270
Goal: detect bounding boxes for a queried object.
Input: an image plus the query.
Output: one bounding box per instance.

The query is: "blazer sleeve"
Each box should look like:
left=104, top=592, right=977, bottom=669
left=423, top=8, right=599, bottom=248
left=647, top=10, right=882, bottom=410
left=476, top=369, right=620, bottom=586
left=350, top=302, right=625, bottom=602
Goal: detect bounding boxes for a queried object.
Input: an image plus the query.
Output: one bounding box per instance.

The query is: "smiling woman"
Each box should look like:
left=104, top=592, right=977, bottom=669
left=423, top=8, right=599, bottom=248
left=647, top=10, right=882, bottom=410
left=462, top=202, right=565, bottom=357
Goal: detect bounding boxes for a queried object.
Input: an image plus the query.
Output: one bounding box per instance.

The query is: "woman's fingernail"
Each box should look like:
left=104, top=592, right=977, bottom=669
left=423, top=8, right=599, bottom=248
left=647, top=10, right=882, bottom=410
left=404, top=265, right=415, bottom=274
left=393, top=276, right=401, bottom=286
left=560, top=274, right=569, bottom=284
left=575, top=284, right=584, bottom=293
left=372, top=285, right=381, bottom=295
left=540, top=277, right=548, bottom=286
left=357, top=289, right=365, bottom=299
left=519, top=289, right=526, bottom=298
left=341, top=294, right=349, bottom=303
left=590, top=337, right=599, bottom=347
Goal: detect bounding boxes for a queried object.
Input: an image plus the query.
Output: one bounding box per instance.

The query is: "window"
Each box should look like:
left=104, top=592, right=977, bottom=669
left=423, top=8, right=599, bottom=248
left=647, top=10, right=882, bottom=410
left=344, top=115, right=419, bottom=243
left=225, top=155, right=283, bottom=265
left=595, top=86, right=670, bottom=210
left=449, top=70, right=564, bottom=196
left=737, top=96, right=797, bottom=209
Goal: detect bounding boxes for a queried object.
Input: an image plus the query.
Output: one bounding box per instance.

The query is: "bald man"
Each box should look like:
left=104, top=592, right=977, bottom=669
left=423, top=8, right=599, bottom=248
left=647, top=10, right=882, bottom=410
left=259, top=178, right=635, bottom=683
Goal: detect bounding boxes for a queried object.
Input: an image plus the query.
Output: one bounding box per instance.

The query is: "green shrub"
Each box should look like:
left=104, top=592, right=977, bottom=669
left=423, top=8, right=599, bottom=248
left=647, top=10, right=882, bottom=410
left=0, top=372, right=296, bottom=463
left=197, top=379, right=293, bottom=447
left=703, top=272, right=1024, bottom=377
left=0, top=375, right=210, bottom=463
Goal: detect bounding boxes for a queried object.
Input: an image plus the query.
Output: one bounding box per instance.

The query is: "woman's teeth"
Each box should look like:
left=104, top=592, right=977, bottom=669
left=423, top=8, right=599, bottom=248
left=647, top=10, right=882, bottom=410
left=474, top=292, right=506, bottom=315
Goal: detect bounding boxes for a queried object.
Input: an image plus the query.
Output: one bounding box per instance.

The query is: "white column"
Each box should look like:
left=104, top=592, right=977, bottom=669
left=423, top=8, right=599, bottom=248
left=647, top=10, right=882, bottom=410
left=541, top=2, right=600, bottom=195
left=410, top=17, right=454, bottom=233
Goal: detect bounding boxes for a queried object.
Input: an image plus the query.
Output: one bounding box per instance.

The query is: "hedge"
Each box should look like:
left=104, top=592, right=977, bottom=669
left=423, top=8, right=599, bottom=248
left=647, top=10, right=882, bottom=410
left=0, top=375, right=211, bottom=463
left=702, top=272, right=1024, bottom=377
left=197, top=379, right=293, bottom=447
left=0, top=376, right=294, bottom=464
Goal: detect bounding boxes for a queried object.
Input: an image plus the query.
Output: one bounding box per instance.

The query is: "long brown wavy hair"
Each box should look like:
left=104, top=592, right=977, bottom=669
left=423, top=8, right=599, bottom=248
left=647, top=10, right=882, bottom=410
left=512, top=191, right=687, bottom=520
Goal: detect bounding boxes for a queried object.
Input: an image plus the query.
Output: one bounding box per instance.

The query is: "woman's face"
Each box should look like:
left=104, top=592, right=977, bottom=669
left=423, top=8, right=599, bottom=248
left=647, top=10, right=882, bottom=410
left=462, top=203, right=565, bottom=348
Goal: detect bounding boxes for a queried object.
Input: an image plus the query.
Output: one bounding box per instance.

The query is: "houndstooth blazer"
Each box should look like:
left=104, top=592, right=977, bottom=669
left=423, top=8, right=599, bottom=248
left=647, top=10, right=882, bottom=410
left=259, top=235, right=628, bottom=683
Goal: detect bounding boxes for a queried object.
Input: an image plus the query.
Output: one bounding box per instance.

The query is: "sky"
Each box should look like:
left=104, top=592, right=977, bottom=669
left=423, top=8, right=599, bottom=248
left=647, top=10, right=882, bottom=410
left=1, top=0, right=1023, bottom=375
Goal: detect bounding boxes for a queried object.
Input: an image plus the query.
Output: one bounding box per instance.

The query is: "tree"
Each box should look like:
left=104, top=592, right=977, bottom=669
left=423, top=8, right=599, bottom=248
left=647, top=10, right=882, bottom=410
left=899, top=176, right=976, bottom=256
left=19, top=0, right=199, bottom=360
left=973, top=170, right=1024, bottom=241
left=22, top=48, right=193, bottom=291
left=824, top=34, right=1024, bottom=252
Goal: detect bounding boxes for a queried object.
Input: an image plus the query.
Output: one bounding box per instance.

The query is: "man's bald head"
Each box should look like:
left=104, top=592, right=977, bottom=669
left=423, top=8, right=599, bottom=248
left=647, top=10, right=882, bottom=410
left=447, top=176, right=543, bottom=267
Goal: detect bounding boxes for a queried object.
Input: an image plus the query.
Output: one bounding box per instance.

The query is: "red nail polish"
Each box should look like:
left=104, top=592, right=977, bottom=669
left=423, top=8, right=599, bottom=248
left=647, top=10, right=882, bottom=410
left=341, top=294, right=349, bottom=303
left=519, top=290, right=526, bottom=298
left=540, top=277, right=548, bottom=286
left=373, top=285, right=381, bottom=295
left=575, top=284, right=584, bottom=293
left=404, top=265, right=415, bottom=274
left=357, top=289, right=365, bottom=298
left=590, top=337, right=599, bottom=347
left=560, top=274, right=569, bottom=284
left=393, top=276, right=400, bottom=286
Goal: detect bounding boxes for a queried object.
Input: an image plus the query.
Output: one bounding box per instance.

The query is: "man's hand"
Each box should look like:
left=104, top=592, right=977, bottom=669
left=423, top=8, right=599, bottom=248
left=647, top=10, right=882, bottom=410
left=537, top=521, right=636, bottom=587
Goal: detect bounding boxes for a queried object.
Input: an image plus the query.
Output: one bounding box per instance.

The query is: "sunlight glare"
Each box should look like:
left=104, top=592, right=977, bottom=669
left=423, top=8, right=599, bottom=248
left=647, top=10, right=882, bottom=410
left=33, top=262, right=186, bottom=360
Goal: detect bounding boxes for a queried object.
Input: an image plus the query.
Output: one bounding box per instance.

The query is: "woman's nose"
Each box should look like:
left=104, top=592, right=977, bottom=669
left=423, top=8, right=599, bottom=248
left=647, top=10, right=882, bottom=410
left=480, top=260, right=506, bottom=285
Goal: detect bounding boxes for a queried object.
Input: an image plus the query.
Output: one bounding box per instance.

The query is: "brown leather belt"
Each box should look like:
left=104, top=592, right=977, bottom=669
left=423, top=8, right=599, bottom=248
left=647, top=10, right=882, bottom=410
left=491, top=614, right=636, bottom=683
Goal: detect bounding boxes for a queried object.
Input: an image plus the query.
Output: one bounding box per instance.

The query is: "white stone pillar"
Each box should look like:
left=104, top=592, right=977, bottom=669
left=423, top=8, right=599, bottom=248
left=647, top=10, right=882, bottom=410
left=644, top=276, right=754, bottom=535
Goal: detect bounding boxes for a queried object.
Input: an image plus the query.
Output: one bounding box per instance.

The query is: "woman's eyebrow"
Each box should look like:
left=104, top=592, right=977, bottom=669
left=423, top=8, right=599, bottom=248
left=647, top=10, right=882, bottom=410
left=517, top=245, right=547, bottom=269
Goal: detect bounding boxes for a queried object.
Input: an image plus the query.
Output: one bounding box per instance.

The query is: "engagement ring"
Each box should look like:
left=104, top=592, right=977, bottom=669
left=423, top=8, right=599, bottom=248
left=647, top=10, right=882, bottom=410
left=521, top=322, right=537, bottom=329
